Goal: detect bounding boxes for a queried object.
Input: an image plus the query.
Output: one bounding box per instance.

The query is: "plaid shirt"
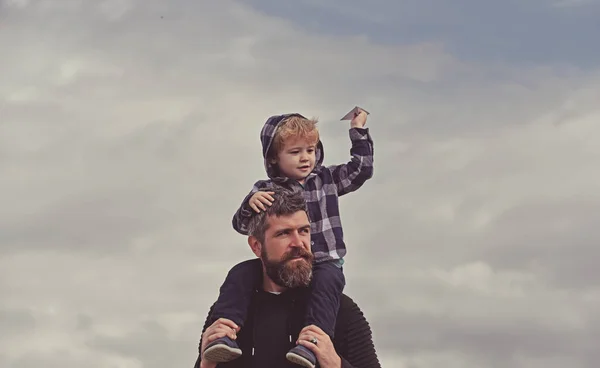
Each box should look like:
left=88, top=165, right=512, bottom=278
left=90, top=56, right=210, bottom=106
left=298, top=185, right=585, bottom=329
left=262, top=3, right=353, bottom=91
left=232, top=113, right=374, bottom=263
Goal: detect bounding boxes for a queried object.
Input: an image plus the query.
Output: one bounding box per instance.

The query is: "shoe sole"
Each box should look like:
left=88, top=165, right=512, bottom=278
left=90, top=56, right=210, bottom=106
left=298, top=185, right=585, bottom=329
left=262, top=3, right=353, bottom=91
left=286, top=352, right=316, bottom=368
left=203, top=344, right=242, bottom=363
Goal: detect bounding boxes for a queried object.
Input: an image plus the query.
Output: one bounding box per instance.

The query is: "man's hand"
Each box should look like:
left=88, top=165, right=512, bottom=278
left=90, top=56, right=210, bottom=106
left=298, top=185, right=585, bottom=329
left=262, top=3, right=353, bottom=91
left=297, top=325, right=342, bottom=368
left=249, top=191, right=275, bottom=212
left=350, top=109, right=368, bottom=129
left=199, top=318, right=240, bottom=368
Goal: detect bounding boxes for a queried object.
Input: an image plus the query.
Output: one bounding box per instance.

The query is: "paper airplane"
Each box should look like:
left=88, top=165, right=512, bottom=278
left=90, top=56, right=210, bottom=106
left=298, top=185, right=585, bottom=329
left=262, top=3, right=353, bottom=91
left=340, top=106, right=369, bottom=120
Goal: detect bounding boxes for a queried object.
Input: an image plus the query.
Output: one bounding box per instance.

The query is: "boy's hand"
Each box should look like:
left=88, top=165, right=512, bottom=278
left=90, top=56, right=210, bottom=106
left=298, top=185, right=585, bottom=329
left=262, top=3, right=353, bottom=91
left=249, top=191, right=275, bottom=212
left=350, top=109, right=368, bottom=128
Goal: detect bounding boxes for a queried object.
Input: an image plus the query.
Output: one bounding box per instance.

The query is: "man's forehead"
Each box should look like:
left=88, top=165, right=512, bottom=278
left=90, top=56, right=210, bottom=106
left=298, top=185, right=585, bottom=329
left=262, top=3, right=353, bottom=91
left=266, top=211, right=310, bottom=229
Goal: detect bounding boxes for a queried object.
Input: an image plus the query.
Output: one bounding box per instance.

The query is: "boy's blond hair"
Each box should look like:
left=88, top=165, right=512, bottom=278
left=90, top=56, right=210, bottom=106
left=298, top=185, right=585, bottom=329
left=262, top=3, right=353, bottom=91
left=269, top=116, right=320, bottom=158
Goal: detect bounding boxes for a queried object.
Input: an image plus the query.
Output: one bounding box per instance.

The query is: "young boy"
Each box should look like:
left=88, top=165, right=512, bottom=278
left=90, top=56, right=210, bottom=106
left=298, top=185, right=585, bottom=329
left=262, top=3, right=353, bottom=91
left=203, top=109, right=374, bottom=367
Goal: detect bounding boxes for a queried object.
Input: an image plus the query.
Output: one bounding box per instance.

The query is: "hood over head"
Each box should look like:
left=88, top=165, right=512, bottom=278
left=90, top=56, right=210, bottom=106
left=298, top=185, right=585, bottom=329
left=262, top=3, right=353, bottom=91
left=260, top=113, right=324, bottom=180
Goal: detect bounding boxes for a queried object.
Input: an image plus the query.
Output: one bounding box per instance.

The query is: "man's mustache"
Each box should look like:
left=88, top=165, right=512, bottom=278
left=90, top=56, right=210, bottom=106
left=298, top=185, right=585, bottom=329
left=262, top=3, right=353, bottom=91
left=281, top=247, right=313, bottom=263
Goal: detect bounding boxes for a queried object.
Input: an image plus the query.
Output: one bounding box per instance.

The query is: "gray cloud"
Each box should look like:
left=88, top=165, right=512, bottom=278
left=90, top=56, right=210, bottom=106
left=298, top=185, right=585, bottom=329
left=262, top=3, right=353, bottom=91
left=247, top=0, right=600, bottom=67
left=87, top=320, right=191, bottom=368
left=0, top=308, right=36, bottom=335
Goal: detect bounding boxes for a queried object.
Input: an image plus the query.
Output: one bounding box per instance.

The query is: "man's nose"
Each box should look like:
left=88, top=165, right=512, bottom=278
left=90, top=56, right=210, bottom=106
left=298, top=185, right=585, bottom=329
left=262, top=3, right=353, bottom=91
left=289, top=231, right=304, bottom=247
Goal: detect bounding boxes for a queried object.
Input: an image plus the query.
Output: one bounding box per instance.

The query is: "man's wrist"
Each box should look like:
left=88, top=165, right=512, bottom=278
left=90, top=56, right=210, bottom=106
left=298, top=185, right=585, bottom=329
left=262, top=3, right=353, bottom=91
left=200, top=360, right=216, bottom=368
left=335, top=355, right=343, bottom=367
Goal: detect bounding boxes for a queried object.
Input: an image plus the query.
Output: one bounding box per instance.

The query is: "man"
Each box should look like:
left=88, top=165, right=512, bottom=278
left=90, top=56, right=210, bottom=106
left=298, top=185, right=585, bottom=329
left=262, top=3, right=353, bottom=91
left=193, top=188, right=381, bottom=368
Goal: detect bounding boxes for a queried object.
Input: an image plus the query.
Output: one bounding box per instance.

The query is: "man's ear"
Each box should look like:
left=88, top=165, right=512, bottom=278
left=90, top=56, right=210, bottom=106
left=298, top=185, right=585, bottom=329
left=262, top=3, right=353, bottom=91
left=248, top=236, right=262, bottom=258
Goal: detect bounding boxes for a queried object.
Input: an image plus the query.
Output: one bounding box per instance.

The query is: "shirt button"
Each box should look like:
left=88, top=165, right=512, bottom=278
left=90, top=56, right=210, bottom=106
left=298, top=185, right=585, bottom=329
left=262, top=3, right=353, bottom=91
left=311, top=241, right=314, bottom=245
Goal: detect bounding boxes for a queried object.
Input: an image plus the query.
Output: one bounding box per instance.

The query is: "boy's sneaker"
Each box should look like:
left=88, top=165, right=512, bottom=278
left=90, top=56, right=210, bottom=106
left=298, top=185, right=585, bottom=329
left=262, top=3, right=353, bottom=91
left=202, top=336, right=242, bottom=363
left=286, top=345, right=317, bottom=368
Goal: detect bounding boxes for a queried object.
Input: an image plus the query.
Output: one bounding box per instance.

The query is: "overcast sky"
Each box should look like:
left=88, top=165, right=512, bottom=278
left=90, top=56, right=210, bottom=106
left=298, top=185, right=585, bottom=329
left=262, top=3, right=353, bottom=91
left=2, top=0, right=600, bottom=367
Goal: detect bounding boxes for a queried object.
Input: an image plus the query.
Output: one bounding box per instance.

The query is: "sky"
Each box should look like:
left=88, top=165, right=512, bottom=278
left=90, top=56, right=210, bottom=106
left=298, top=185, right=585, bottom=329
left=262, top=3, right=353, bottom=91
left=1, top=0, right=600, bottom=367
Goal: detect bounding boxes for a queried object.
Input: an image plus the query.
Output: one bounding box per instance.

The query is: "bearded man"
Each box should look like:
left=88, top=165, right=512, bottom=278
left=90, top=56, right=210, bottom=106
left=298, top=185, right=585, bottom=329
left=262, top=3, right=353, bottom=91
left=193, top=188, right=381, bottom=368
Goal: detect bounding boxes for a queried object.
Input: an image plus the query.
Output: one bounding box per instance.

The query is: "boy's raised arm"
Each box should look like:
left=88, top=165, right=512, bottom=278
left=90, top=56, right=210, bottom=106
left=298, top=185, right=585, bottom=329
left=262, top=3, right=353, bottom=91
left=326, top=126, right=374, bottom=196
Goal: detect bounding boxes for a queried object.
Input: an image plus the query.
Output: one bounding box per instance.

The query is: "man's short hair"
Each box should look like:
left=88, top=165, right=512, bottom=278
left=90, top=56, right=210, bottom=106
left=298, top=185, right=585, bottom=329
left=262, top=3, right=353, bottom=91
left=247, top=188, right=309, bottom=244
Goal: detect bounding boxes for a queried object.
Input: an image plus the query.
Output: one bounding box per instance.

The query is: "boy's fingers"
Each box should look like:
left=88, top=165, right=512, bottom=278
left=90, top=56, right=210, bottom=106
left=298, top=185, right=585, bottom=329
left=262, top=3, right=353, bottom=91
left=257, top=191, right=275, bottom=202
left=258, top=197, right=272, bottom=206
left=249, top=202, right=260, bottom=213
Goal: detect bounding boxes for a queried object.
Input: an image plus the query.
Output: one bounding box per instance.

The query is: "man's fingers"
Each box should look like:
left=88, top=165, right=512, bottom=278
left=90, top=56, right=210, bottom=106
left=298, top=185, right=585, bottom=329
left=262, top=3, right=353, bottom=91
left=298, top=331, right=322, bottom=343
left=205, top=331, right=229, bottom=343
left=210, top=326, right=237, bottom=339
left=299, top=326, right=329, bottom=344
left=214, top=318, right=240, bottom=332
left=203, top=327, right=238, bottom=346
left=300, top=324, right=325, bottom=336
left=298, top=339, right=319, bottom=353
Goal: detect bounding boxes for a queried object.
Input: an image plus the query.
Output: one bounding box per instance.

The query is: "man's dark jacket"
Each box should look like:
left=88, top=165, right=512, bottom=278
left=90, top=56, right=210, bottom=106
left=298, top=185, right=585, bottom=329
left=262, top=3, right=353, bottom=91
left=193, top=287, right=381, bottom=368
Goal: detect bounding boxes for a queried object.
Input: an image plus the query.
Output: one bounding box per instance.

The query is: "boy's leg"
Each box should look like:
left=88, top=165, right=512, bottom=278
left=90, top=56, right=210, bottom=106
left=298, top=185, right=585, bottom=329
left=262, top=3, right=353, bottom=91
left=208, top=258, right=262, bottom=327
left=286, top=260, right=345, bottom=368
left=203, top=258, right=262, bottom=363
left=304, top=260, right=345, bottom=338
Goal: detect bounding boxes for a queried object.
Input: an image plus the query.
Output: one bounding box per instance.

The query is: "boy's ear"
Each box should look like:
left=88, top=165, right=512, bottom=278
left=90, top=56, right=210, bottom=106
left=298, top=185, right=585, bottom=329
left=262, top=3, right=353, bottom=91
left=248, top=236, right=262, bottom=258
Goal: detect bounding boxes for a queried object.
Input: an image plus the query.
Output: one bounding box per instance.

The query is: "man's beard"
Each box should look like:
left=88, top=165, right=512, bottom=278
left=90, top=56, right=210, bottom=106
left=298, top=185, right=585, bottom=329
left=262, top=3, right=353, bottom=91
left=261, top=247, right=314, bottom=289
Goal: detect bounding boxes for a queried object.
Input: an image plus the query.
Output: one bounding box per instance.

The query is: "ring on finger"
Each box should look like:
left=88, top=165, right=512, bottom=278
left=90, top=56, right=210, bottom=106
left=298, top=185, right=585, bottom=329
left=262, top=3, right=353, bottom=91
left=309, top=337, right=318, bottom=345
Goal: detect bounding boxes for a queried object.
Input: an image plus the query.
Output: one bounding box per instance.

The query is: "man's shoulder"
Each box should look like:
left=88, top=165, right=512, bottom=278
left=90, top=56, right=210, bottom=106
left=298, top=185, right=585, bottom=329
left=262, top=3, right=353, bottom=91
left=337, top=293, right=367, bottom=321
left=334, top=293, right=374, bottom=344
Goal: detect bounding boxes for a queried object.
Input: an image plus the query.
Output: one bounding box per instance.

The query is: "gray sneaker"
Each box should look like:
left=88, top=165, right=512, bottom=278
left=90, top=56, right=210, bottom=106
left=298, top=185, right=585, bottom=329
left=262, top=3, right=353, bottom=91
left=203, top=336, right=242, bottom=363
left=286, top=345, right=317, bottom=368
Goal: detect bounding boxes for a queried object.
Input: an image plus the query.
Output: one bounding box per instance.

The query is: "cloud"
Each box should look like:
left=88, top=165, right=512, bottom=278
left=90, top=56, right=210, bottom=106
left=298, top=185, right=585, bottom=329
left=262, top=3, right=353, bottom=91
left=2, top=0, right=600, bottom=367
left=248, top=0, right=600, bottom=67
left=552, top=0, right=597, bottom=8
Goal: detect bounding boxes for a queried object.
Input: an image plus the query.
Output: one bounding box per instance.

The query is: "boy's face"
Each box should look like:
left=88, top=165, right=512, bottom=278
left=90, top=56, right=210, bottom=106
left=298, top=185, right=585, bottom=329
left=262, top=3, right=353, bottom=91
left=274, top=137, right=316, bottom=183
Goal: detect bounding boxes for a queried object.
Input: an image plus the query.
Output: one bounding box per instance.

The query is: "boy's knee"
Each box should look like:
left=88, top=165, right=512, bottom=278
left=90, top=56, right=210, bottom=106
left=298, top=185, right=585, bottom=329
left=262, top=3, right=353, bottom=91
left=312, top=263, right=345, bottom=290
